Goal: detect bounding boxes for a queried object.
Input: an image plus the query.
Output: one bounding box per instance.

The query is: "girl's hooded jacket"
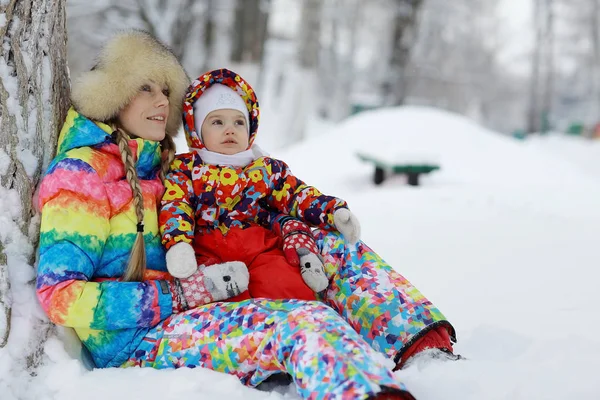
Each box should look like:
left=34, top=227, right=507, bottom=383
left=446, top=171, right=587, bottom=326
left=160, top=69, right=347, bottom=252
left=36, top=108, right=174, bottom=368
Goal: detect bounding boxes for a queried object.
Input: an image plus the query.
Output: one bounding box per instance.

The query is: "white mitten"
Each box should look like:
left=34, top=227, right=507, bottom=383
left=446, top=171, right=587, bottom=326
left=297, top=248, right=329, bottom=292
left=202, top=261, right=250, bottom=301
left=166, top=242, right=198, bottom=278
left=333, top=208, right=361, bottom=244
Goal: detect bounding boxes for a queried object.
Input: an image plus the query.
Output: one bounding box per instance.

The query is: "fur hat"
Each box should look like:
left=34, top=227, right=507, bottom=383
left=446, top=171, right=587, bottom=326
left=71, top=30, right=189, bottom=137
left=193, top=84, right=250, bottom=135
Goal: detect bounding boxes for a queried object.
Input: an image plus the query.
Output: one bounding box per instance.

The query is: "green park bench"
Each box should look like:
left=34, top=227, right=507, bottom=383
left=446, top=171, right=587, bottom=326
left=357, top=152, right=440, bottom=186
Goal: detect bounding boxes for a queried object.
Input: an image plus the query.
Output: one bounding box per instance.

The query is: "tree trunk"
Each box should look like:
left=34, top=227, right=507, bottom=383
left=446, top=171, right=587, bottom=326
left=591, top=0, right=600, bottom=116
left=298, top=0, right=322, bottom=69
left=528, top=0, right=542, bottom=133
left=202, top=0, right=216, bottom=72
left=286, top=0, right=323, bottom=144
left=0, top=0, right=69, bottom=373
left=385, top=0, right=425, bottom=106
left=540, top=0, right=554, bottom=133
left=319, top=0, right=359, bottom=122
left=230, top=0, right=270, bottom=64
left=136, top=0, right=198, bottom=64
left=528, top=0, right=556, bottom=133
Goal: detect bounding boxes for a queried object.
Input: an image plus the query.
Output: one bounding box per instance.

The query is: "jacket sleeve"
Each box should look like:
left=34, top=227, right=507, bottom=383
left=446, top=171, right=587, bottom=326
left=264, top=158, right=347, bottom=230
left=159, top=152, right=197, bottom=250
left=36, top=156, right=173, bottom=330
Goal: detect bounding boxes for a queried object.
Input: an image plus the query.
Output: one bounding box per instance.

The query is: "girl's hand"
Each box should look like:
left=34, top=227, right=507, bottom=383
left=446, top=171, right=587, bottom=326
left=333, top=208, right=361, bottom=244
left=166, top=242, right=198, bottom=278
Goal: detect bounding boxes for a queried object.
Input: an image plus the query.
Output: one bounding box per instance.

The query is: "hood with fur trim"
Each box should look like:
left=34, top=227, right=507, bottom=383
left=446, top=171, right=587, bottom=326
left=183, top=69, right=260, bottom=151
left=71, top=30, right=189, bottom=137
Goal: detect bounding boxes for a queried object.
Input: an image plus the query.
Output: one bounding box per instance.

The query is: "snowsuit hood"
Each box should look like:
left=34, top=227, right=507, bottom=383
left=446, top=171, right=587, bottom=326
left=182, top=69, right=260, bottom=151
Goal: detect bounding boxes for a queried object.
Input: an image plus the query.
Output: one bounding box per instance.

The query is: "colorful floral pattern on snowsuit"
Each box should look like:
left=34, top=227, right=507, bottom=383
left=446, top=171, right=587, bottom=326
left=159, top=152, right=347, bottom=245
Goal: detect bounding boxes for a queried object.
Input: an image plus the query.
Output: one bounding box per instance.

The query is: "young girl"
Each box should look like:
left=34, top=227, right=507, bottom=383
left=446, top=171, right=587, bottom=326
left=36, top=30, right=419, bottom=400
left=162, top=68, right=459, bottom=369
left=159, top=70, right=360, bottom=301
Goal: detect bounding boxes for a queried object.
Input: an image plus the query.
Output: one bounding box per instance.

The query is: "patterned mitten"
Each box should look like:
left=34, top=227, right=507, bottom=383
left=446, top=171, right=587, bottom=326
left=165, top=242, right=198, bottom=278
left=170, top=261, right=249, bottom=311
left=279, top=219, right=329, bottom=293
left=333, top=208, right=361, bottom=244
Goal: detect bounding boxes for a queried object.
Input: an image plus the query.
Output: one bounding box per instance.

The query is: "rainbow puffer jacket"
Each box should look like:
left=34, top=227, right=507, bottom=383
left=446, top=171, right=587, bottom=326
left=36, top=108, right=174, bottom=368
left=160, top=69, right=347, bottom=248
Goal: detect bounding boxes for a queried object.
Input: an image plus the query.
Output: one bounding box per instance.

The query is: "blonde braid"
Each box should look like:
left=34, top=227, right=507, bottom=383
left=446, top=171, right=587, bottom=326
left=159, top=135, right=176, bottom=183
left=114, top=128, right=147, bottom=282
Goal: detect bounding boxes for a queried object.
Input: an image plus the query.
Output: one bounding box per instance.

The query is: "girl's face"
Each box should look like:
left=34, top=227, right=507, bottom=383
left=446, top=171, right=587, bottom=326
left=201, top=109, right=249, bottom=155
left=118, top=81, right=170, bottom=141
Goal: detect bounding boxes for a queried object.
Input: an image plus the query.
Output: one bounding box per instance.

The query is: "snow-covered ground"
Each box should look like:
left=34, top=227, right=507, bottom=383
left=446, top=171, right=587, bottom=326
left=5, top=106, right=600, bottom=399
left=274, top=107, right=600, bottom=399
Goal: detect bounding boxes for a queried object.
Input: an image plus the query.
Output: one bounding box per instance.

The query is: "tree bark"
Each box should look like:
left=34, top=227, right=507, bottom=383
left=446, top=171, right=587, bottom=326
left=202, top=0, right=216, bottom=71
left=0, top=0, right=69, bottom=372
left=230, top=0, right=270, bottom=64
left=528, top=0, right=556, bottom=133
left=541, top=0, right=554, bottom=132
left=591, top=0, right=600, bottom=116
left=385, top=0, right=425, bottom=106
left=298, top=0, right=322, bottom=69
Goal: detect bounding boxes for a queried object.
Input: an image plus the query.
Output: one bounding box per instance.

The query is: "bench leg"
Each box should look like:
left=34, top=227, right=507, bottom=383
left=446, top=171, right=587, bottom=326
left=374, top=167, right=385, bottom=185
left=407, top=172, right=420, bottom=186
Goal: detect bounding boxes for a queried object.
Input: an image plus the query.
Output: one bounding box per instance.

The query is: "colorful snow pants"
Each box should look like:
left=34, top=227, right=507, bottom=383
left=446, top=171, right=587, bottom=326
left=314, top=231, right=455, bottom=364
left=124, top=231, right=454, bottom=399
left=124, top=300, right=410, bottom=399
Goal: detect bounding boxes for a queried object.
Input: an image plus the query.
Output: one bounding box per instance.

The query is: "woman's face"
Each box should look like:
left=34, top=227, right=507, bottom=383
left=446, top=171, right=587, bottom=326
left=118, top=81, right=170, bottom=141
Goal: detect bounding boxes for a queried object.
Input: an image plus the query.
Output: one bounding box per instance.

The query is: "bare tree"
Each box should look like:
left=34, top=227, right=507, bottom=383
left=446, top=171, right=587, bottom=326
left=202, top=0, right=217, bottom=72
left=528, top=0, right=555, bottom=133
left=384, top=0, right=425, bottom=106
left=317, top=0, right=362, bottom=121
left=400, top=0, right=528, bottom=133
left=316, top=0, right=424, bottom=120
left=297, top=0, right=323, bottom=69
left=230, top=0, right=271, bottom=64
left=66, top=0, right=207, bottom=75
left=284, top=0, right=323, bottom=143
left=136, top=0, right=199, bottom=60
left=200, top=0, right=238, bottom=75
left=0, top=0, right=69, bottom=376
left=592, top=0, right=600, bottom=111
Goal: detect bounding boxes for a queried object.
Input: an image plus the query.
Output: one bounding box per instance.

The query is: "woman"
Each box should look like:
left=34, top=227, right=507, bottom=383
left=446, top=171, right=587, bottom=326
left=36, top=30, right=418, bottom=400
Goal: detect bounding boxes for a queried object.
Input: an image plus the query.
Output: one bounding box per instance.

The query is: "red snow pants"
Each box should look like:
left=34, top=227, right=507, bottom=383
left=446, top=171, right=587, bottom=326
left=193, top=226, right=316, bottom=301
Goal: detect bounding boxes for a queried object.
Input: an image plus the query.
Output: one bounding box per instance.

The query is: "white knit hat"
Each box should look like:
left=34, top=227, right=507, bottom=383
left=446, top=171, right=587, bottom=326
left=193, top=84, right=250, bottom=135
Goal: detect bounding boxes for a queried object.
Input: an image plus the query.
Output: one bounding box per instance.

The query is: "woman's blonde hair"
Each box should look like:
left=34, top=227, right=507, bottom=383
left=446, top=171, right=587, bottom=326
left=112, top=125, right=176, bottom=282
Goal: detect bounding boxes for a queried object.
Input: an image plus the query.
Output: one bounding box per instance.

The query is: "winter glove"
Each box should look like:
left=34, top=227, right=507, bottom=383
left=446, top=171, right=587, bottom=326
left=166, top=242, right=198, bottom=278
left=333, top=208, right=361, bottom=244
left=279, top=219, right=329, bottom=293
left=170, top=261, right=249, bottom=312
